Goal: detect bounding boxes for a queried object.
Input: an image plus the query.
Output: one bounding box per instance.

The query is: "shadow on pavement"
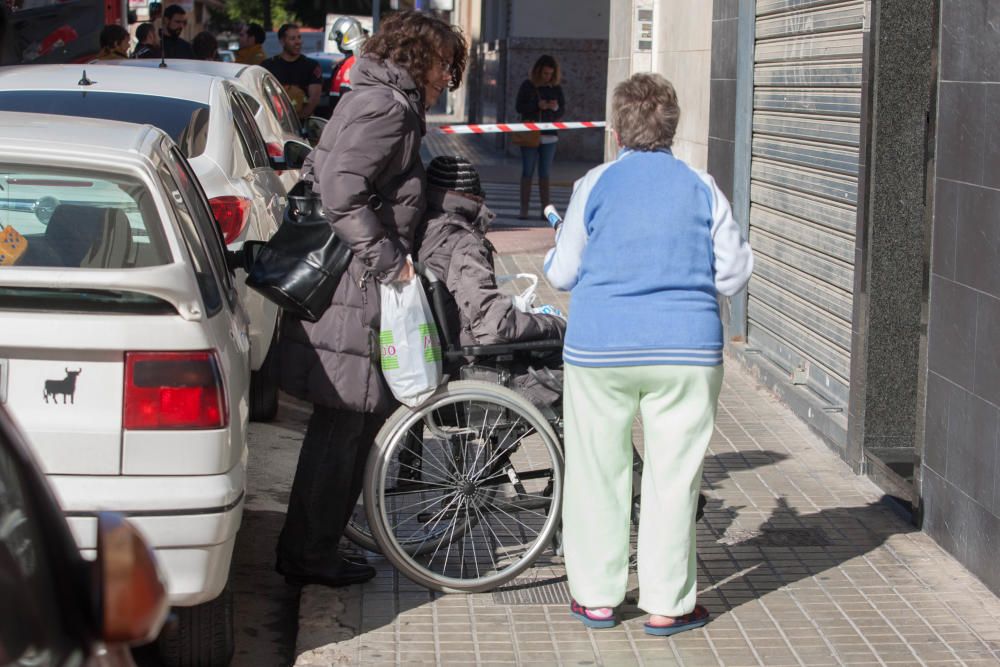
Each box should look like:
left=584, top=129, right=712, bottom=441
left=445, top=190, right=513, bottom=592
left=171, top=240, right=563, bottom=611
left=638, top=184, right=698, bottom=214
left=615, top=450, right=913, bottom=619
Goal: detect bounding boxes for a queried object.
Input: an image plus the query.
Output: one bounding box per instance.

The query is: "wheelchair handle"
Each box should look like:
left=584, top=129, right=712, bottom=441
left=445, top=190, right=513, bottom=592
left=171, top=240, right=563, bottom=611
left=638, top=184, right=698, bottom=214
left=410, top=260, right=457, bottom=350
left=412, top=260, right=440, bottom=283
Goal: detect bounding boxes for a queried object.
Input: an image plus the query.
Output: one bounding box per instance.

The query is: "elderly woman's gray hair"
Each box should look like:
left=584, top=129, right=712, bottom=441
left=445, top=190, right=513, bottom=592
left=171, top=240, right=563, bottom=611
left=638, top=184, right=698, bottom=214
left=611, top=73, right=680, bottom=151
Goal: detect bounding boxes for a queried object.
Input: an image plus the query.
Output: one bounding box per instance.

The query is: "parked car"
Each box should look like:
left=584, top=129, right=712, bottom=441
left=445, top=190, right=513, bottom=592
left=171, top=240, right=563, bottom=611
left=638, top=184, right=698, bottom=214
left=0, top=64, right=310, bottom=421
left=110, top=59, right=325, bottom=192
left=0, top=111, right=251, bottom=666
left=0, top=403, right=168, bottom=666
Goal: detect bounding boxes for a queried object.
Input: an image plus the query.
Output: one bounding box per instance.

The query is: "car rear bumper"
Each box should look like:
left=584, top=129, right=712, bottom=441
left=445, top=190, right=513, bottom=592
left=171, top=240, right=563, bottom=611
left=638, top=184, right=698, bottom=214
left=51, top=465, right=245, bottom=607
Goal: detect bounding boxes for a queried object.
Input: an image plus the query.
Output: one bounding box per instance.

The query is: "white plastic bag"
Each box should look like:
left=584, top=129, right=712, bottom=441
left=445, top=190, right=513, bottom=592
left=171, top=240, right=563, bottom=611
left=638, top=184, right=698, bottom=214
left=379, top=277, right=443, bottom=407
left=497, top=273, right=538, bottom=313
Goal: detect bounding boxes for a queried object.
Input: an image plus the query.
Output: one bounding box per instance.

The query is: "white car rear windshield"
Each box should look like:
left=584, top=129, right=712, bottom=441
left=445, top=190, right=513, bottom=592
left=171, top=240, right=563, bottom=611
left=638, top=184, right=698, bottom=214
left=0, top=91, right=210, bottom=158
left=0, top=167, right=170, bottom=269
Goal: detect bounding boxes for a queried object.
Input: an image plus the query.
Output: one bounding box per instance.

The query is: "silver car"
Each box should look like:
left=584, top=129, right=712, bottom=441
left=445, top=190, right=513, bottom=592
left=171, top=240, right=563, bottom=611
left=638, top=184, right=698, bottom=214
left=0, top=64, right=311, bottom=422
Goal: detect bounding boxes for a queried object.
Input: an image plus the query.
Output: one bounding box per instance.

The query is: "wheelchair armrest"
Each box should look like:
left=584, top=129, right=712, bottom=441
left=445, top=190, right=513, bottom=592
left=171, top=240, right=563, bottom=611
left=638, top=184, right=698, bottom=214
left=458, top=339, right=564, bottom=357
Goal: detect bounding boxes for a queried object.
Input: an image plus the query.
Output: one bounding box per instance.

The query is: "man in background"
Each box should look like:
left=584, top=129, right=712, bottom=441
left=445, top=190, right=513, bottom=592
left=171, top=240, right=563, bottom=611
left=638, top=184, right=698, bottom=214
left=160, top=4, right=193, bottom=59
left=192, top=30, right=218, bottom=61
left=132, top=22, right=160, bottom=59
left=262, top=24, right=321, bottom=120
left=235, top=22, right=265, bottom=65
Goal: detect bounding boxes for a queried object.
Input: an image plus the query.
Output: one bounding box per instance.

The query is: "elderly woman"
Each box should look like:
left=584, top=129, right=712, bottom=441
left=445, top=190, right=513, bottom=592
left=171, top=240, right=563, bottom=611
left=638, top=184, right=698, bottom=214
left=276, top=11, right=467, bottom=589
left=545, top=73, right=753, bottom=635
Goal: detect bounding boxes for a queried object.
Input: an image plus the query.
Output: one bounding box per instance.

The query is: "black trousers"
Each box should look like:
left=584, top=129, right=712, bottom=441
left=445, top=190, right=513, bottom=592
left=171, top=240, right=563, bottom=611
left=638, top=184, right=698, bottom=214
left=276, top=405, right=386, bottom=576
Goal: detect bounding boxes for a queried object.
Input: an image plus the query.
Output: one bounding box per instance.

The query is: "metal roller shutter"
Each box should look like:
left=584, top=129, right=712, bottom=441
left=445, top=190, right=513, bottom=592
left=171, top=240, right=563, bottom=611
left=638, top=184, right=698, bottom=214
left=746, top=0, right=864, bottom=411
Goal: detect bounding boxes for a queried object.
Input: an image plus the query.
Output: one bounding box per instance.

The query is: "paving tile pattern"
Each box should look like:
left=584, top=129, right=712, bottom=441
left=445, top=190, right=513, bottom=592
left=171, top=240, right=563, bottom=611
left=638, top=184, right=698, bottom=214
left=295, top=254, right=1000, bottom=666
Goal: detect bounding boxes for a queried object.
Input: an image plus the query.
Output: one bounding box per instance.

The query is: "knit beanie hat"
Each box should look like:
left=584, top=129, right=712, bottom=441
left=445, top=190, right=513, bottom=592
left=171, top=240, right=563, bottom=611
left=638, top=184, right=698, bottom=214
left=426, top=155, right=484, bottom=197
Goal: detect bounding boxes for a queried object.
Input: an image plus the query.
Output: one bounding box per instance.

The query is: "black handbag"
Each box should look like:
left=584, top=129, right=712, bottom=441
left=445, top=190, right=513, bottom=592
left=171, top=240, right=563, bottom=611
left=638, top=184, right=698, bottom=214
left=245, top=182, right=353, bottom=322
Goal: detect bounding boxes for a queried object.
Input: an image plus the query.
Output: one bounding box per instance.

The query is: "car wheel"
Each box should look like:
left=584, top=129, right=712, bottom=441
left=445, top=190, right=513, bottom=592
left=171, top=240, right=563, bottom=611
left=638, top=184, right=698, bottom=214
left=249, top=342, right=279, bottom=422
left=157, top=585, right=234, bottom=667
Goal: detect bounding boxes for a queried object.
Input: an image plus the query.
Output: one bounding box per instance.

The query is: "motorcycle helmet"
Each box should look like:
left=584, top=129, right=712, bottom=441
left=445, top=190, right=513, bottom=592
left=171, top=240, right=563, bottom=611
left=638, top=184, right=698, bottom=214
left=330, top=16, right=366, bottom=54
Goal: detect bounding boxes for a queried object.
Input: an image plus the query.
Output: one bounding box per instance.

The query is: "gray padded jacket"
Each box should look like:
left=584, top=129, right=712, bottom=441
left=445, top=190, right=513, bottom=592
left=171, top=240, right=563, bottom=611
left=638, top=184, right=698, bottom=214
left=417, top=188, right=566, bottom=347
left=277, top=55, right=426, bottom=414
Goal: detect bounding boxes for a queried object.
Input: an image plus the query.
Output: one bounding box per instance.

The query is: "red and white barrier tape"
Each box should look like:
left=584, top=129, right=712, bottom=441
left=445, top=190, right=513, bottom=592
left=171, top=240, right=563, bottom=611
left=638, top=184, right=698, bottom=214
left=434, top=121, right=606, bottom=134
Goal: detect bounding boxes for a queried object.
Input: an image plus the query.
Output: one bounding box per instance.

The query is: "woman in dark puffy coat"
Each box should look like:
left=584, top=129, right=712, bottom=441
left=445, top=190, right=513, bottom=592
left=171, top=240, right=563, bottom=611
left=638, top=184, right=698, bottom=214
left=275, top=11, right=467, bottom=588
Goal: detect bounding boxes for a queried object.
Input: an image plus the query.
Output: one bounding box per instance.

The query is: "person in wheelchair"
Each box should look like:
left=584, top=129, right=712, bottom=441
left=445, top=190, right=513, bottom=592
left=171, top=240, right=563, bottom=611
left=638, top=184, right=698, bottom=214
left=416, top=155, right=566, bottom=405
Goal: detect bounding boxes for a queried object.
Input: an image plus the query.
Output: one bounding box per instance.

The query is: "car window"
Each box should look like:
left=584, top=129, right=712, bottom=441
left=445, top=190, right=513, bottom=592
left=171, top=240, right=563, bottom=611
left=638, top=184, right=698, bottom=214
left=164, top=147, right=236, bottom=302
left=228, top=90, right=269, bottom=170
left=238, top=91, right=260, bottom=116
left=261, top=74, right=302, bottom=136
left=0, top=438, right=80, bottom=667
left=155, top=153, right=224, bottom=317
left=0, top=166, right=170, bottom=269
left=0, top=91, right=210, bottom=158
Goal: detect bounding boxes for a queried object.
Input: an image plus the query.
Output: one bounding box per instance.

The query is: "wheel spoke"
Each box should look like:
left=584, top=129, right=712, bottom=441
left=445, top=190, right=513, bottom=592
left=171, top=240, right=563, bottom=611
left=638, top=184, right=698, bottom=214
left=398, top=429, right=453, bottom=481
left=409, top=491, right=463, bottom=556
left=386, top=492, right=453, bottom=527
left=478, top=495, right=544, bottom=536
left=470, top=425, right=534, bottom=481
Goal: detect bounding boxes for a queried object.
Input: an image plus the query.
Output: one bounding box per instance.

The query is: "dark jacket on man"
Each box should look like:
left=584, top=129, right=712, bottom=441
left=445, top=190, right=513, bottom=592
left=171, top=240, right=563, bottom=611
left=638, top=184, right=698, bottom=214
left=161, top=33, right=194, bottom=59
left=132, top=43, right=161, bottom=59
left=278, top=55, right=426, bottom=415
left=417, top=187, right=565, bottom=347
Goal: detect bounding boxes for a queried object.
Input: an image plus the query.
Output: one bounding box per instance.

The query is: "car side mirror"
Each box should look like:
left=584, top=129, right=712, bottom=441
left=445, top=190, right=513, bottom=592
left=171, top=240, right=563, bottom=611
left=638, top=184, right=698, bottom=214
left=278, top=140, right=312, bottom=171
left=303, top=116, right=327, bottom=146
left=95, top=512, right=168, bottom=646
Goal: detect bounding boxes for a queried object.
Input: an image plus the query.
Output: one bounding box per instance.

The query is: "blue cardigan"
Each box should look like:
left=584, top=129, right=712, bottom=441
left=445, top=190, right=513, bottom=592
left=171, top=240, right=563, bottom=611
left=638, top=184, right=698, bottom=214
left=543, top=149, right=753, bottom=368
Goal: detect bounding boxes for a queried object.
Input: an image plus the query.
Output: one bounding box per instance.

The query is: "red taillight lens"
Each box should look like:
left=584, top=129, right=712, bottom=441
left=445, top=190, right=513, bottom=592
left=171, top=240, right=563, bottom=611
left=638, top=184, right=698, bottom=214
left=266, top=142, right=284, bottom=159
left=124, top=351, right=228, bottom=430
left=208, top=196, right=251, bottom=245
left=266, top=142, right=285, bottom=174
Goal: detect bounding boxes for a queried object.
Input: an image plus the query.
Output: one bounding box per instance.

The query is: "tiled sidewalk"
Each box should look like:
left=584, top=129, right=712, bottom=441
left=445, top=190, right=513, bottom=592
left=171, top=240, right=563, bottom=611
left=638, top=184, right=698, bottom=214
left=294, top=255, right=1000, bottom=667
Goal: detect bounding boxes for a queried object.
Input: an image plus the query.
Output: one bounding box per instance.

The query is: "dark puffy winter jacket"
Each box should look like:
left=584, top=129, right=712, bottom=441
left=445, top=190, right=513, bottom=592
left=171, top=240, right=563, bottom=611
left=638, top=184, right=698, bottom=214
left=417, top=187, right=566, bottom=347
left=277, top=55, right=426, bottom=414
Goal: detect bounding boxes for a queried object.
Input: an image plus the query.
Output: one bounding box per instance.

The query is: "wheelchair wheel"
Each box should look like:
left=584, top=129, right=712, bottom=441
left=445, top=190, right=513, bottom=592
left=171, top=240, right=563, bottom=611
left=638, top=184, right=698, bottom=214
left=364, top=380, right=564, bottom=593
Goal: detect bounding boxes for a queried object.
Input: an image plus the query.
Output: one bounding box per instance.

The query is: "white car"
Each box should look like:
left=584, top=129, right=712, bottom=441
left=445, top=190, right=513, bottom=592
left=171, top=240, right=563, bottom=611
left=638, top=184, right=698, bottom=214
left=0, top=112, right=249, bottom=665
left=110, top=58, right=323, bottom=192
left=0, top=64, right=310, bottom=421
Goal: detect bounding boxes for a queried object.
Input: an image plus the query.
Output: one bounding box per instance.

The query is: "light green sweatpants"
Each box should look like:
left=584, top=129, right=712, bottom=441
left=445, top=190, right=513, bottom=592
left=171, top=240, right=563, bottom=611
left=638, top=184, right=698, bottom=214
left=561, top=362, right=723, bottom=617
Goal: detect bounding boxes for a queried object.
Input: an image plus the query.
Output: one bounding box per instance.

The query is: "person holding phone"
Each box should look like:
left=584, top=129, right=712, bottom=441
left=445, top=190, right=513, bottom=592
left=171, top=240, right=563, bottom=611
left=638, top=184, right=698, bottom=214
left=545, top=72, right=753, bottom=636
left=515, top=55, right=565, bottom=219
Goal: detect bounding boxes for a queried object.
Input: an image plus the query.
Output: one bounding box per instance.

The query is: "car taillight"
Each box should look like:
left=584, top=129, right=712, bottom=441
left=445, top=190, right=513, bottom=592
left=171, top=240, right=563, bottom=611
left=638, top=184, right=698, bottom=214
left=124, top=351, right=228, bottom=430
left=209, top=196, right=251, bottom=245
left=266, top=142, right=285, bottom=174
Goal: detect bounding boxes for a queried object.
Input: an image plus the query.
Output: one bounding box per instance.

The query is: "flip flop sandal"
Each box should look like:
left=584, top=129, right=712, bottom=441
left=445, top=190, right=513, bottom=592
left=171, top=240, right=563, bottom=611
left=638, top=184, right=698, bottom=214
left=570, top=599, right=617, bottom=629
left=644, top=605, right=710, bottom=636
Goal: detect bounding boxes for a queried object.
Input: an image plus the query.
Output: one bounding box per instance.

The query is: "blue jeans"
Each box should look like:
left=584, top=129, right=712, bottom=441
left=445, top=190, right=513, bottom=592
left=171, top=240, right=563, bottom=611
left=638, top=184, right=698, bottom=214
left=521, top=141, right=558, bottom=179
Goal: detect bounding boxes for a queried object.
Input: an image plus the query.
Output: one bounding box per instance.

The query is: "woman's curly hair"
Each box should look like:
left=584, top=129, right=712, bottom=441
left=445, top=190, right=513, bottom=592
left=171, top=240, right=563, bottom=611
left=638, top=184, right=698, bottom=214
left=363, top=10, right=468, bottom=92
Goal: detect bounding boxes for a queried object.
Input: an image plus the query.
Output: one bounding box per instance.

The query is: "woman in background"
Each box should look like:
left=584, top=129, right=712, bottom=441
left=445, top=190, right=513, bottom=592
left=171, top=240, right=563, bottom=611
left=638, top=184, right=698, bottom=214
left=515, top=54, right=565, bottom=219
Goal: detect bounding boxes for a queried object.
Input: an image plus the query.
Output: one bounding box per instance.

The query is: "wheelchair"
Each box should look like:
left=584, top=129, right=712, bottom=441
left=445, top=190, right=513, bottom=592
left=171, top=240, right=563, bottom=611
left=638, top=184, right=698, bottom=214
left=342, top=264, right=644, bottom=593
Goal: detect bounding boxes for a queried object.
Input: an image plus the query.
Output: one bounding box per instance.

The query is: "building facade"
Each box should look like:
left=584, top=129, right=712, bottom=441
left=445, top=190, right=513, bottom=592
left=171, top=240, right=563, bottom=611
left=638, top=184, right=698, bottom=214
left=604, top=0, right=999, bottom=595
